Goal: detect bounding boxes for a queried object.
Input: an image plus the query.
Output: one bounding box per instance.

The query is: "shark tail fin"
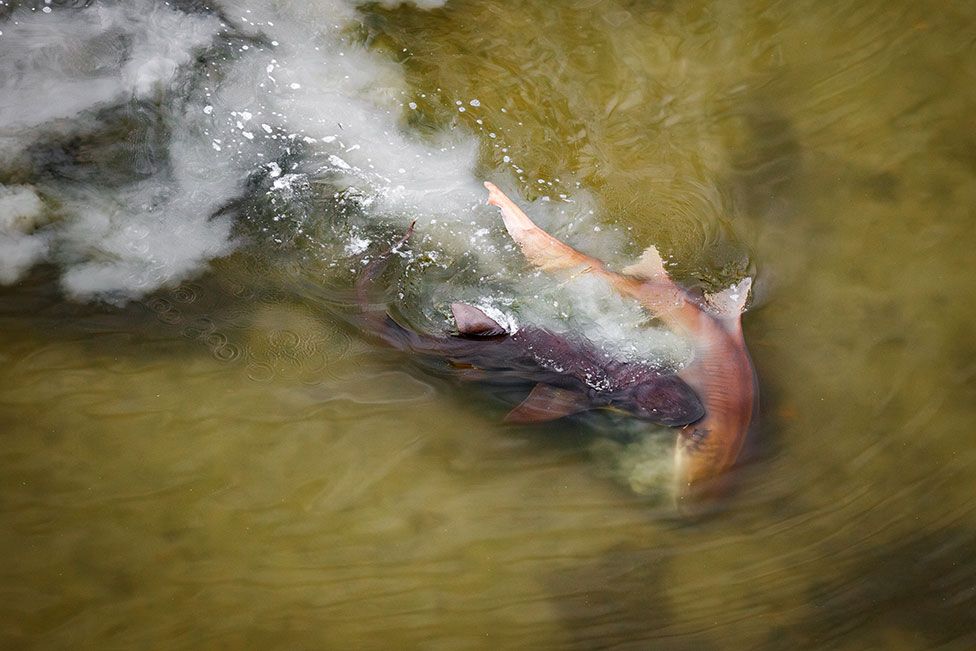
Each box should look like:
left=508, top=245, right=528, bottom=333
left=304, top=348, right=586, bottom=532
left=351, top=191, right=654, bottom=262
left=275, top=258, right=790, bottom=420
left=483, top=182, right=700, bottom=329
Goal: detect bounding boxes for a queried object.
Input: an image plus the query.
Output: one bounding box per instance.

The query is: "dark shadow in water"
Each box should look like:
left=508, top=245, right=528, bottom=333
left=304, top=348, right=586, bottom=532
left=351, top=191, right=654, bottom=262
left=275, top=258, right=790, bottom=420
left=545, top=526, right=976, bottom=650
left=728, top=107, right=803, bottom=223
left=26, top=102, right=171, bottom=188
left=545, top=544, right=716, bottom=651
left=729, top=101, right=908, bottom=221
left=619, top=0, right=676, bottom=14
left=932, top=117, right=976, bottom=178
left=772, top=526, right=976, bottom=649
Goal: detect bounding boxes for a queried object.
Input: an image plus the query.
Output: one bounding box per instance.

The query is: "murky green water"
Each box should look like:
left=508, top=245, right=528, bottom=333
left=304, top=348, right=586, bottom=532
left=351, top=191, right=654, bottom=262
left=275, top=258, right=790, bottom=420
left=2, top=0, right=976, bottom=648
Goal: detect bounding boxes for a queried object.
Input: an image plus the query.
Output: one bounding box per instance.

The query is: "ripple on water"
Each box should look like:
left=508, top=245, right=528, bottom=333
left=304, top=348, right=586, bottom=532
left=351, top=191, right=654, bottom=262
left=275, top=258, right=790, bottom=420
left=1, top=0, right=975, bottom=648
left=170, top=282, right=200, bottom=304
left=244, top=303, right=352, bottom=385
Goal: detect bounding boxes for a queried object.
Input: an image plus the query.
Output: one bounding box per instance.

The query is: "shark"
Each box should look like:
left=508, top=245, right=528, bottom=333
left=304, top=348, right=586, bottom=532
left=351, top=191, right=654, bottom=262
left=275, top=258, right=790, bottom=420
left=483, top=181, right=757, bottom=501
left=354, top=227, right=705, bottom=433
left=352, top=182, right=756, bottom=502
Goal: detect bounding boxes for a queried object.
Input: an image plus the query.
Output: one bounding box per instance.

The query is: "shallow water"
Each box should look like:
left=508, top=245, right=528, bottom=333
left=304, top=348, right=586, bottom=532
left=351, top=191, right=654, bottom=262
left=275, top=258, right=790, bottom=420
left=2, top=0, right=976, bottom=648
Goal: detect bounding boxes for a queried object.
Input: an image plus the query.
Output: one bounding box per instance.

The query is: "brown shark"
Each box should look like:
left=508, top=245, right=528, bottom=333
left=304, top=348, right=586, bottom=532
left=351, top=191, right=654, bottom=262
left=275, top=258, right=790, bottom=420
left=354, top=224, right=705, bottom=430
left=484, top=181, right=756, bottom=501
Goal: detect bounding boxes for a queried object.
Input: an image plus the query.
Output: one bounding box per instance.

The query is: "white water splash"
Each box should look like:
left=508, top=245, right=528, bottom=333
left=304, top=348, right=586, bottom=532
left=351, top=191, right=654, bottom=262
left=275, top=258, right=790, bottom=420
left=0, top=184, right=47, bottom=284
left=0, top=0, right=690, bottom=369
left=0, top=0, right=470, bottom=301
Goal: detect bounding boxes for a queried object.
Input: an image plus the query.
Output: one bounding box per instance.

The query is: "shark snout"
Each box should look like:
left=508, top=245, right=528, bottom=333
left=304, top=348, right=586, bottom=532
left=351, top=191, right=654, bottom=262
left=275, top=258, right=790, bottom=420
left=626, top=377, right=705, bottom=427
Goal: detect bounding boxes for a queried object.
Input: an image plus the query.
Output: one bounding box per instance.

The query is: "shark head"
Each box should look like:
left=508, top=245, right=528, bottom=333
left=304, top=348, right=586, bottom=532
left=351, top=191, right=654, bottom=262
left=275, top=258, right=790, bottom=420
left=619, top=375, right=706, bottom=427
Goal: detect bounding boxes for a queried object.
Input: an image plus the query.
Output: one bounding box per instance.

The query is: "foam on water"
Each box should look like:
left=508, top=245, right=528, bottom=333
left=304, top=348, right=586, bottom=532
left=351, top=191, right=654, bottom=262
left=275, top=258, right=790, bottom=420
left=0, top=184, right=47, bottom=283
left=517, top=272, right=693, bottom=367
left=0, top=0, right=472, bottom=301
left=0, top=0, right=690, bottom=367
left=0, top=0, right=227, bottom=299
left=0, top=1, right=221, bottom=157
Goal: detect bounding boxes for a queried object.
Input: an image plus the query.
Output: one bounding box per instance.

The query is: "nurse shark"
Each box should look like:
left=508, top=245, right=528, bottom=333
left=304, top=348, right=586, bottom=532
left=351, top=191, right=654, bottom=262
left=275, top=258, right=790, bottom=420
left=483, top=182, right=756, bottom=501
left=355, top=228, right=704, bottom=431
left=354, top=182, right=756, bottom=501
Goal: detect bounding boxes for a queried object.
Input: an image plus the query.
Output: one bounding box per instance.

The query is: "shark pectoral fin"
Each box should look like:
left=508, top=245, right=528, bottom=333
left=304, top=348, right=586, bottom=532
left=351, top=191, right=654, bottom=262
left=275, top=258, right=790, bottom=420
left=504, top=384, right=591, bottom=424
left=450, top=303, right=508, bottom=337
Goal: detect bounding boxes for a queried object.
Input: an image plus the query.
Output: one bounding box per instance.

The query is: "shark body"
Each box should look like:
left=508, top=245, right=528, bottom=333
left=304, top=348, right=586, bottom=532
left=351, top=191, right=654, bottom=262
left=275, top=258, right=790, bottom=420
left=354, top=225, right=705, bottom=429
left=483, top=182, right=757, bottom=501
left=353, top=181, right=756, bottom=502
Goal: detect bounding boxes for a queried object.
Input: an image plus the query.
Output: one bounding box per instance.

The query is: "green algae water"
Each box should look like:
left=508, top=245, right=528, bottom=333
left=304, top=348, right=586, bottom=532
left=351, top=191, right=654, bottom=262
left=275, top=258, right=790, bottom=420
left=1, top=0, right=975, bottom=648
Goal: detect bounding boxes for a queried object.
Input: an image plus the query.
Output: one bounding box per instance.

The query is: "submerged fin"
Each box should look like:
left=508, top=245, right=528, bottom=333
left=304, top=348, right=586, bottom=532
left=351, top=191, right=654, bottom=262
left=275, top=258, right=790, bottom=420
left=451, top=303, right=508, bottom=337
left=622, top=245, right=668, bottom=281
left=504, top=383, right=591, bottom=424
left=703, top=277, right=752, bottom=319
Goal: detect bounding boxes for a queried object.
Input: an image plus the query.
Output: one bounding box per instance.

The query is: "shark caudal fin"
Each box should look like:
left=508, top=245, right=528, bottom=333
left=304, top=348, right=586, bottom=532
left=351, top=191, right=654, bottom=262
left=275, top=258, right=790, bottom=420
left=483, top=182, right=701, bottom=330
left=484, top=181, right=662, bottom=308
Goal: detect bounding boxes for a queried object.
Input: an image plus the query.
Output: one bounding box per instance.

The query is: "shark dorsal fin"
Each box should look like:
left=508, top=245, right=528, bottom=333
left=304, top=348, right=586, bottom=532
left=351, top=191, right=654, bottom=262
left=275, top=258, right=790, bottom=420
left=622, top=245, right=668, bottom=281
left=703, top=278, right=752, bottom=320
left=450, top=303, right=508, bottom=337
left=504, top=384, right=591, bottom=423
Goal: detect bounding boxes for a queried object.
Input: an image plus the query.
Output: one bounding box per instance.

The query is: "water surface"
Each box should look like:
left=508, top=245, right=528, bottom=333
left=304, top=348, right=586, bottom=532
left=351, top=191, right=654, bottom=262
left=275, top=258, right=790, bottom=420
left=1, top=0, right=975, bottom=648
